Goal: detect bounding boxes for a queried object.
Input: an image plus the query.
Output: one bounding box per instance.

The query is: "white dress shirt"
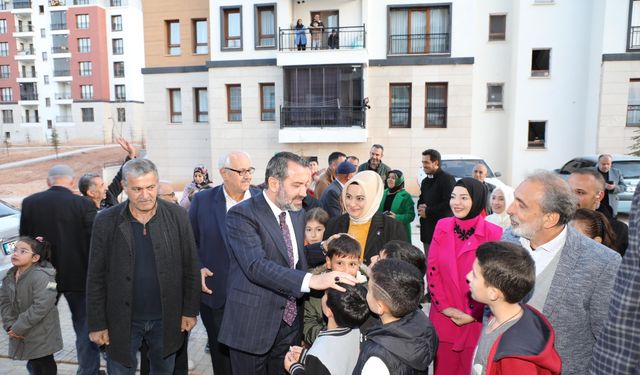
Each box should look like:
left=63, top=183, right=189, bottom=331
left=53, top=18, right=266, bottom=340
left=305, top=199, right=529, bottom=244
left=223, top=185, right=252, bottom=212
left=519, top=226, right=568, bottom=276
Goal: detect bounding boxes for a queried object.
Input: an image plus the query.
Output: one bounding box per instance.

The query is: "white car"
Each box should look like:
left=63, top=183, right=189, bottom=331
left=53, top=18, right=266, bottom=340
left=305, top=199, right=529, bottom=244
left=417, top=154, right=506, bottom=189
left=0, top=200, right=20, bottom=284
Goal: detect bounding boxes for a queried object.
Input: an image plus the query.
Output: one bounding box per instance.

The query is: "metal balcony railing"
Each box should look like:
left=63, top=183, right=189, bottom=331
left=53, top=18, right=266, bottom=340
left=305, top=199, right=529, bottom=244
left=12, top=1, right=31, bottom=9
left=19, top=71, right=37, bottom=78
left=55, top=92, right=72, bottom=100
left=627, top=105, right=640, bottom=126
left=51, top=23, right=68, bottom=31
left=110, top=0, right=125, bottom=6
left=53, top=69, right=70, bottom=76
left=56, top=115, right=73, bottom=122
left=20, top=93, right=38, bottom=101
left=22, top=116, right=39, bottom=123
left=16, top=48, right=35, bottom=56
left=15, top=25, right=33, bottom=32
left=280, top=106, right=365, bottom=128
left=279, top=25, right=365, bottom=51
left=630, top=26, right=640, bottom=50
left=52, top=46, right=70, bottom=53
left=74, top=0, right=93, bottom=4
left=388, top=33, right=450, bottom=55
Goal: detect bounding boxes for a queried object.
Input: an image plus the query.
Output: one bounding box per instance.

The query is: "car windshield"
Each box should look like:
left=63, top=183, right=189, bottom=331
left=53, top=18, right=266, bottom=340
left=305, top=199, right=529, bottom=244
left=614, top=161, right=640, bottom=179
left=441, top=160, right=494, bottom=179
left=0, top=202, right=19, bottom=219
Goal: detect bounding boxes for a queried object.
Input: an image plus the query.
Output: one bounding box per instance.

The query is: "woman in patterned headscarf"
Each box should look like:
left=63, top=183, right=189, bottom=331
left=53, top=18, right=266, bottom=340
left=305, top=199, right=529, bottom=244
left=179, top=164, right=213, bottom=209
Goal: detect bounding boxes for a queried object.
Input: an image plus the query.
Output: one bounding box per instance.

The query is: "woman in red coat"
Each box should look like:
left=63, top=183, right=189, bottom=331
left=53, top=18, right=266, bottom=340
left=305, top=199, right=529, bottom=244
left=428, top=178, right=503, bottom=375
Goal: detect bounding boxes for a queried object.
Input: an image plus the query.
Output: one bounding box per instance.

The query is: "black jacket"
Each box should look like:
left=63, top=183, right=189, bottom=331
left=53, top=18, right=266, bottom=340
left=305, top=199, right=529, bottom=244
left=417, top=168, right=455, bottom=243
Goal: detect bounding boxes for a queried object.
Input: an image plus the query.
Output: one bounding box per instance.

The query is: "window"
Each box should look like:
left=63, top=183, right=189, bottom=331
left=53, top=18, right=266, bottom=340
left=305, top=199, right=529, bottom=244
left=80, top=85, right=93, bottom=99
left=111, top=15, right=122, bottom=31
left=78, top=38, right=91, bottom=53
left=169, top=89, right=182, bottom=123
left=79, top=61, right=92, bottom=76
left=76, top=14, right=90, bottom=29
left=40, top=28, right=45, bottom=37
left=0, top=65, right=9, bottom=79
left=115, top=84, right=126, bottom=100
left=531, top=49, right=551, bottom=77
left=113, top=62, right=125, bottom=77
left=389, top=84, right=411, bottom=128
left=0, top=43, right=8, bottom=57
left=388, top=6, right=450, bottom=55
left=0, top=19, right=6, bottom=34
left=627, top=79, right=640, bottom=126
left=44, top=75, right=49, bottom=84
left=52, top=34, right=69, bottom=53
left=255, top=6, right=275, bottom=48
left=0, top=88, right=12, bottom=102
left=227, top=84, right=241, bottom=121
left=51, top=11, right=67, bottom=30
left=528, top=121, right=546, bottom=148
left=39, top=5, right=44, bottom=14
left=425, top=82, right=448, bottom=128
left=629, top=0, right=640, bottom=49
left=487, top=83, right=504, bottom=110
left=45, top=97, right=50, bottom=107
left=2, top=110, right=13, bottom=123
left=193, top=19, right=208, bottom=54
left=111, top=0, right=122, bottom=6
left=117, top=107, right=126, bottom=122
left=42, top=51, right=48, bottom=61
left=53, top=58, right=70, bottom=76
left=222, top=7, right=242, bottom=49
left=112, top=39, right=124, bottom=54
left=194, top=88, right=208, bottom=122
left=166, top=20, right=180, bottom=55
left=260, top=83, right=275, bottom=121
left=82, top=108, right=94, bottom=122
left=489, top=15, right=506, bottom=41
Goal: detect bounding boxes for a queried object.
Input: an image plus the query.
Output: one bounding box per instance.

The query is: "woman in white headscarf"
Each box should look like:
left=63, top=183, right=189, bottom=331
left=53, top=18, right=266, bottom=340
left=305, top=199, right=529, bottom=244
left=484, top=185, right=515, bottom=230
left=322, top=171, right=407, bottom=264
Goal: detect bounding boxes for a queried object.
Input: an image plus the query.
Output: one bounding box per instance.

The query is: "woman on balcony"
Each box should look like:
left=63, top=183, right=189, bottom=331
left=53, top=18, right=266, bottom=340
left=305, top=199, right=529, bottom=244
left=294, top=19, right=307, bottom=51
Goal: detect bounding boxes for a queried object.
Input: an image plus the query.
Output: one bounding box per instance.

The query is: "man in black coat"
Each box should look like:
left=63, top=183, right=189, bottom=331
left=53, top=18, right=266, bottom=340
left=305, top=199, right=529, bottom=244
left=19, top=164, right=100, bottom=375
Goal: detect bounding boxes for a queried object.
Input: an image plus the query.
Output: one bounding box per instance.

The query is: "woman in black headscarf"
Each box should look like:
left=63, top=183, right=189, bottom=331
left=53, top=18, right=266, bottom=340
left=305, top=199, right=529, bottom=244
left=377, top=169, right=415, bottom=239
left=427, top=178, right=504, bottom=375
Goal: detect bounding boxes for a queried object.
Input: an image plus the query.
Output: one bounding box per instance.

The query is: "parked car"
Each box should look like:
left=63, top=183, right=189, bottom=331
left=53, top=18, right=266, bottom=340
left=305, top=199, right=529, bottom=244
left=554, top=154, right=640, bottom=214
left=417, top=154, right=506, bottom=189
left=0, top=200, right=19, bottom=283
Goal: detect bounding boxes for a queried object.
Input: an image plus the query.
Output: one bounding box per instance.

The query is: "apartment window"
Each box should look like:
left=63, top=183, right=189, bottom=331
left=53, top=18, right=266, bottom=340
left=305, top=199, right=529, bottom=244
left=53, top=58, right=70, bottom=76
left=82, top=108, right=94, bottom=122
left=115, top=84, right=126, bottom=100
left=44, top=75, right=49, bottom=84
left=0, top=88, right=12, bottom=102
left=78, top=38, right=91, bottom=53
left=388, top=6, right=450, bottom=55
left=194, top=88, right=208, bottom=122
left=117, top=107, right=126, bottom=122
left=0, top=19, right=6, bottom=34
left=111, top=0, right=122, bottom=6
left=425, top=82, right=448, bottom=128
left=0, top=65, right=9, bottom=79
left=226, top=84, right=241, bottom=121
left=528, top=121, right=546, bottom=148
left=52, top=34, right=69, bottom=53
left=111, top=15, right=122, bottom=32
left=40, top=28, right=45, bottom=38
left=112, top=38, right=124, bottom=54
left=51, top=11, right=67, bottom=30
left=47, top=120, right=52, bottom=129
left=222, top=7, right=242, bottom=49
left=2, top=110, right=13, bottom=123
left=39, top=5, right=44, bottom=14
left=166, top=20, right=180, bottom=55
left=193, top=19, right=208, bottom=54
left=255, top=5, right=275, bottom=48
left=0, top=43, right=8, bottom=57
left=389, top=84, right=411, bottom=128
left=489, top=15, right=506, bottom=41
left=80, top=85, right=93, bottom=99
left=45, top=97, right=50, bottom=107
left=76, top=14, right=90, bottom=29
left=627, top=79, right=640, bottom=126
left=79, top=61, right=92, bottom=76
left=42, top=51, right=47, bottom=61
left=487, top=83, right=504, bottom=110
left=169, top=89, right=182, bottom=123
left=113, top=61, right=125, bottom=77
left=260, top=83, right=275, bottom=121
left=531, top=49, right=551, bottom=77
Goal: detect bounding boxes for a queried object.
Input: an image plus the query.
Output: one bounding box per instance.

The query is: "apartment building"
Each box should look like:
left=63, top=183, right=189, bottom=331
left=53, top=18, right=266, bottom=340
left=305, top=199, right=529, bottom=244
left=0, top=0, right=144, bottom=145
left=143, top=0, right=640, bottom=189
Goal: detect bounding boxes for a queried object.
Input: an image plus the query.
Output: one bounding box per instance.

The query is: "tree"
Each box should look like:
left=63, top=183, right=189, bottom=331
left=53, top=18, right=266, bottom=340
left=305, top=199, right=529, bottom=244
left=51, top=127, right=60, bottom=158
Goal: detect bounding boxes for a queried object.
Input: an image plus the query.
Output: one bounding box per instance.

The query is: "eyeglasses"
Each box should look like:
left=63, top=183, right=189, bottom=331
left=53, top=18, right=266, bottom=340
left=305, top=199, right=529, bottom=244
left=13, top=249, right=34, bottom=256
left=224, top=167, right=255, bottom=177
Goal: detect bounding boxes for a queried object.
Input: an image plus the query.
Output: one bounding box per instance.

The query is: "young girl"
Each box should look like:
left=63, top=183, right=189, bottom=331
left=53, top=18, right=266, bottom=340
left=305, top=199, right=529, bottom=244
left=179, top=164, right=213, bottom=209
left=0, top=236, right=62, bottom=375
left=304, top=207, right=329, bottom=245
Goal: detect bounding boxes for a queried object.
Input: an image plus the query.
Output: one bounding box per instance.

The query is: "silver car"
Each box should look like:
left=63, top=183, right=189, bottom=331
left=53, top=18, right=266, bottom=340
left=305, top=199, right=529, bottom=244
left=0, top=200, right=19, bottom=282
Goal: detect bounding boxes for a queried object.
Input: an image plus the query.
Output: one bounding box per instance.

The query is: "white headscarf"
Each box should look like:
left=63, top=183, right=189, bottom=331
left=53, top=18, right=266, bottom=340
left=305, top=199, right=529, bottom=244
left=486, top=185, right=515, bottom=229
left=341, top=171, right=385, bottom=224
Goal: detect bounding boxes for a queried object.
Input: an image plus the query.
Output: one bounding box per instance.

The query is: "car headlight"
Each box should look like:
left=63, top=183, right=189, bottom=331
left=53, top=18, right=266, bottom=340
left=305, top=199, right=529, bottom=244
left=627, top=185, right=636, bottom=193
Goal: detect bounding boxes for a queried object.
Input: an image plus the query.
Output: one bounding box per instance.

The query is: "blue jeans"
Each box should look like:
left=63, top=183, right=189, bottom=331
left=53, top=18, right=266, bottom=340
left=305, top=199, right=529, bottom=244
left=107, top=319, right=176, bottom=375
left=63, top=292, right=100, bottom=375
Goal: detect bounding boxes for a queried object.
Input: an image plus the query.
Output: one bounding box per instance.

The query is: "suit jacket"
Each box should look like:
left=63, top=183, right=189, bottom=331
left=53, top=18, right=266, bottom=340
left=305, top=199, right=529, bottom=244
left=320, top=179, right=343, bottom=218
left=503, top=226, right=621, bottom=375
left=323, top=212, right=407, bottom=264
left=19, top=186, right=97, bottom=292
left=417, top=168, right=456, bottom=243
left=219, top=193, right=309, bottom=355
left=189, top=185, right=261, bottom=309
left=593, top=166, right=626, bottom=216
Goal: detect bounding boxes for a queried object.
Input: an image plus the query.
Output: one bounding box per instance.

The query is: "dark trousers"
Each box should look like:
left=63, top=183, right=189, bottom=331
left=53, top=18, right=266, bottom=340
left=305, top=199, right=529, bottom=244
left=26, top=354, right=57, bottom=375
left=63, top=292, right=101, bottom=375
left=229, top=318, right=302, bottom=375
left=140, top=332, right=188, bottom=375
left=200, top=303, right=232, bottom=375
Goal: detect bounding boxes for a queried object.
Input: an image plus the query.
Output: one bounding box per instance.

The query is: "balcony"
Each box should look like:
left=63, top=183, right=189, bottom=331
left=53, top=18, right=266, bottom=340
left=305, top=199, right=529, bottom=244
left=12, top=1, right=31, bottom=10
left=21, top=115, right=39, bottom=124
left=14, top=24, right=33, bottom=37
left=18, top=93, right=38, bottom=105
left=51, top=23, right=68, bottom=31
left=52, top=46, right=70, bottom=54
left=110, top=0, right=125, bottom=6
left=56, top=115, right=73, bottom=123
left=630, top=26, right=640, bottom=50
left=49, top=0, right=66, bottom=6
left=277, top=25, right=368, bottom=66
left=387, top=33, right=450, bottom=55
left=15, top=48, right=36, bottom=60
left=278, top=106, right=367, bottom=143
left=627, top=105, right=640, bottom=126
left=17, top=70, right=37, bottom=82
left=53, top=69, right=70, bottom=77
left=0, top=3, right=11, bottom=10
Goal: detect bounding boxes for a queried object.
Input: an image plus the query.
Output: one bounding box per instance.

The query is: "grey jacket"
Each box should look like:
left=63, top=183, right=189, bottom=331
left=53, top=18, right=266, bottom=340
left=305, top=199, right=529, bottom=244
left=592, top=166, right=626, bottom=216
left=503, top=226, right=621, bottom=374
left=0, top=262, right=62, bottom=360
left=86, top=199, right=200, bottom=367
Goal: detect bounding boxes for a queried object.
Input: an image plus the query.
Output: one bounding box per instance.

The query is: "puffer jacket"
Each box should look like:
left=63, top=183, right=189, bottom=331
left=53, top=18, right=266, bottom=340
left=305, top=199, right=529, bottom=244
left=0, top=261, right=62, bottom=360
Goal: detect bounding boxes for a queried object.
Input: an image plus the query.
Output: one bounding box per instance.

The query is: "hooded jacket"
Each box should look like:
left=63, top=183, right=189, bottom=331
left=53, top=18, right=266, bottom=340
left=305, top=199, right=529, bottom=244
left=352, top=310, right=438, bottom=375
left=485, top=305, right=561, bottom=375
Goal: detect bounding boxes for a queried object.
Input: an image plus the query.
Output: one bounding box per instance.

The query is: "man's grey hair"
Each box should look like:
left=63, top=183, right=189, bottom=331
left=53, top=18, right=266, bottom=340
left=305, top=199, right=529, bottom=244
left=264, top=151, right=309, bottom=185
left=217, top=151, right=251, bottom=169
left=78, top=172, right=100, bottom=196
left=571, top=168, right=606, bottom=192
left=598, top=153, right=613, bottom=161
left=122, top=158, right=158, bottom=186
left=527, top=170, right=577, bottom=225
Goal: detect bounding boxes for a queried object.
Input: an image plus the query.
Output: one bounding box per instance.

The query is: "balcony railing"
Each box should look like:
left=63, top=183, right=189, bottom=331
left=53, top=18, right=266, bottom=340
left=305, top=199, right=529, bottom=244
left=630, top=26, right=640, bottom=50
left=51, top=23, right=68, bottom=31
left=110, top=0, right=125, bottom=6
left=0, top=3, right=10, bottom=10
left=22, top=116, right=39, bottom=123
left=49, top=0, right=65, bottom=6
left=53, top=69, right=70, bottom=76
left=12, top=1, right=32, bottom=9
left=279, top=25, right=365, bottom=51
left=16, top=48, right=35, bottom=56
left=627, top=104, right=640, bottom=126
left=56, top=115, right=73, bottom=122
left=16, top=25, right=33, bottom=32
left=20, top=93, right=38, bottom=101
left=52, top=46, right=70, bottom=53
left=280, top=106, right=365, bottom=128
left=19, top=71, right=37, bottom=78
left=388, top=33, right=450, bottom=55
left=55, top=92, right=72, bottom=99
left=74, top=0, right=93, bottom=4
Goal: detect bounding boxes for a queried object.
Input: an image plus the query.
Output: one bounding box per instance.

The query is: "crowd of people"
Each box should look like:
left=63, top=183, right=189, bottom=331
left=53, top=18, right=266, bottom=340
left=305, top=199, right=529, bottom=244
left=1, top=140, right=638, bottom=375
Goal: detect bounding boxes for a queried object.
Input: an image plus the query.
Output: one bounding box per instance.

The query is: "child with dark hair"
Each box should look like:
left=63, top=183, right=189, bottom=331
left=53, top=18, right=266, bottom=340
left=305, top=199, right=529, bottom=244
left=570, top=208, right=618, bottom=253
left=467, top=241, right=561, bottom=375
left=370, top=240, right=426, bottom=277
left=353, top=259, right=438, bottom=374
left=0, top=236, right=62, bottom=374
left=285, top=283, right=369, bottom=375
left=304, top=207, right=330, bottom=245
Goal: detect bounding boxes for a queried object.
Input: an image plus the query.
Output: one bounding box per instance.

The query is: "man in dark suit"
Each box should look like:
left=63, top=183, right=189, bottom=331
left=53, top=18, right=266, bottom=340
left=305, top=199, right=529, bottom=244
left=20, top=164, right=100, bottom=375
left=320, top=160, right=356, bottom=218
left=219, top=152, right=356, bottom=375
left=473, top=163, right=495, bottom=214
left=189, top=151, right=260, bottom=375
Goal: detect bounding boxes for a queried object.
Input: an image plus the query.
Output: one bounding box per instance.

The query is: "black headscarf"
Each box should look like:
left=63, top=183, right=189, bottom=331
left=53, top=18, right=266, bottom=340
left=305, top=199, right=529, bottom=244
left=388, top=169, right=405, bottom=194
left=454, top=177, right=486, bottom=220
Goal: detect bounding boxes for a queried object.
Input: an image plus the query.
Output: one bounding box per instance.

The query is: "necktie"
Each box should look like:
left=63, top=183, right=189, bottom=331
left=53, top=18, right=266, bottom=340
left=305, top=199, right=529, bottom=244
left=279, top=212, right=297, bottom=326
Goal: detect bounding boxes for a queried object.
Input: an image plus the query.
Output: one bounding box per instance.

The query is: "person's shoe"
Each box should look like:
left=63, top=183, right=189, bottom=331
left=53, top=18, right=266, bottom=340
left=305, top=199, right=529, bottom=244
left=204, top=342, right=210, bottom=354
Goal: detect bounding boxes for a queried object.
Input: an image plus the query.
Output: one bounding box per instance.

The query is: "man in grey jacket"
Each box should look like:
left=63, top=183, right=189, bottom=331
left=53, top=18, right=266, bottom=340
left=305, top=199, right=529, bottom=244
left=594, top=154, right=626, bottom=217
left=502, top=171, right=621, bottom=375
left=86, top=158, right=200, bottom=374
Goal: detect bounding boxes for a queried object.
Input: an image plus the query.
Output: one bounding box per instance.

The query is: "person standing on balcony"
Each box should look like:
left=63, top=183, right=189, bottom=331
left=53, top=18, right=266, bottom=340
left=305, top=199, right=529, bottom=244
left=357, top=144, right=391, bottom=186
left=294, top=19, right=307, bottom=51
left=328, top=29, right=339, bottom=49
left=309, top=14, right=324, bottom=50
